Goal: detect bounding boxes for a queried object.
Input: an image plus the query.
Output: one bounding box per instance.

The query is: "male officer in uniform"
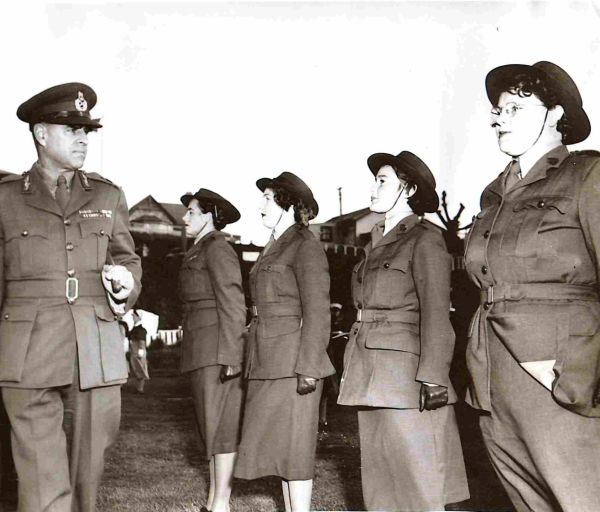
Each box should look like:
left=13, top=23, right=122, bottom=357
left=0, top=83, right=142, bottom=512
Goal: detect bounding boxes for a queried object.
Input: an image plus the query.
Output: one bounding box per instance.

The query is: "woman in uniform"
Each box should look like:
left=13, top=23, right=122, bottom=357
left=337, top=151, right=469, bottom=511
left=465, top=61, right=600, bottom=512
left=179, top=188, right=246, bottom=512
left=234, top=172, right=334, bottom=512
left=128, top=309, right=149, bottom=393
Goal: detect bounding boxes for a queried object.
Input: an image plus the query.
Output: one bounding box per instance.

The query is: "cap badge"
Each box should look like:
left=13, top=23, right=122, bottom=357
left=75, top=91, right=88, bottom=112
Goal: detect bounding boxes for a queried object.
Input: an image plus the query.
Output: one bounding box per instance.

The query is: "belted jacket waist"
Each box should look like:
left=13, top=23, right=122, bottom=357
left=6, top=276, right=106, bottom=299
left=479, top=283, right=598, bottom=309
left=356, top=308, right=419, bottom=324
left=250, top=303, right=302, bottom=319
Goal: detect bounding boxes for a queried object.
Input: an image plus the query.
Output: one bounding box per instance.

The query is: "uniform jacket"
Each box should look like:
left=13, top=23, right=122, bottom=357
left=178, top=230, right=246, bottom=372
left=338, top=215, right=458, bottom=409
left=465, top=145, right=600, bottom=417
left=246, top=224, right=334, bottom=380
left=0, top=164, right=141, bottom=390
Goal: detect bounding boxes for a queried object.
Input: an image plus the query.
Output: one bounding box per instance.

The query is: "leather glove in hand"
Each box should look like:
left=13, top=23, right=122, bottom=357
left=419, top=383, right=448, bottom=412
left=102, top=265, right=134, bottom=300
left=297, top=374, right=318, bottom=395
left=220, top=364, right=242, bottom=383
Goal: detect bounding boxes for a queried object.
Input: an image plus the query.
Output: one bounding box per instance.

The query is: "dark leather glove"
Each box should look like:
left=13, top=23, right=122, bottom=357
left=419, top=383, right=448, bottom=412
left=297, top=374, right=318, bottom=395
left=220, top=364, right=242, bottom=383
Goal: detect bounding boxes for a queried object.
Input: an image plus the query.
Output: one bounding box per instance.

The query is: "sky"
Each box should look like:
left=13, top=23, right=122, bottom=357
left=1, top=0, right=600, bottom=245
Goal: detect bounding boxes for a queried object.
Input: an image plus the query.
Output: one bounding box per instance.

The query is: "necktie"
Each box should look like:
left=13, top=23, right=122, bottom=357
left=504, top=159, right=522, bottom=192
left=262, top=234, right=276, bottom=255
left=56, top=174, right=70, bottom=212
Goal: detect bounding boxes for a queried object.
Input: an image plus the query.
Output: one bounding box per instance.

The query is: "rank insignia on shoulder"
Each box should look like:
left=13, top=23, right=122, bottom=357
left=79, top=170, right=91, bottom=190
left=79, top=209, right=112, bottom=219
left=22, top=171, right=31, bottom=193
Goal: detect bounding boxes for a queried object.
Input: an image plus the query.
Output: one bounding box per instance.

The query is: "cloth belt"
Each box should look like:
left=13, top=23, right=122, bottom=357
left=480, top=283, right=598, bottom=310
left=6, top=277, right=105, bottom=300
left=250, top=304, right=302, bottom=318
left=183, top=299, right=217, bottom=311
left=356, top=308, right=419, bottom=324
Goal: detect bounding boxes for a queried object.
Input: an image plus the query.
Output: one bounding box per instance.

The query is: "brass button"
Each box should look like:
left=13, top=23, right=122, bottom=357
left=383, top=262, right=390, bottom=269
left=483, top=230, right=490, bottom=239
left=481, top=265, right=488, bottom=275
left=357, top=302, right=363, bottom=309
left=357, top=276, right=363, bottom=284
left=67, top=269, right=75, bottom=277
left=67, top=298, right=75, bottom=305
left=64, top=219, right=71, bottom=226
left=537, top=200, right=546, bottom=208
left=100, top=229, right=105, bottom=236
left=66, top=242, right=74, bottom=251
left=21, top=230, right=28, bottom=237
left=483, top=302, right=491, bottom=310
left=3, top=314, right=8, bottom=319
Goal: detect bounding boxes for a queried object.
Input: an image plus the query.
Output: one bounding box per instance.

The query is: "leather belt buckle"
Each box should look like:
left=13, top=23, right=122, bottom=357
left=483, top=285, right=494, bottom=310
left=356, top=309, right=362, bottom=322
left=66, top=277, right=79, bottom=304
left=251, top=305, right=258, bottom=317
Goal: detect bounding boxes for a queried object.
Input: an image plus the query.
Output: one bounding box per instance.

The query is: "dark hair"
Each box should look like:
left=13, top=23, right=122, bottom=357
left=272, top=185, right=316, bottom=227
left=495, top=72, right=572, bottom=143
left=198, top=201, right=227, bottom=230
left=386, top=165, right=427, bottom=215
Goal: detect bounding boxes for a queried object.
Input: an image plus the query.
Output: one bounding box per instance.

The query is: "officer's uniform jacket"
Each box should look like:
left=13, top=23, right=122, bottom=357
left=465, top=145, right=600, bottom=417
left=246, top=224, right=334, bottom=380
left=338, top=214, right=458, bottom=409
left=178, top=230, right=246, bottom=372
left=0, top=164, right=141, bottom=390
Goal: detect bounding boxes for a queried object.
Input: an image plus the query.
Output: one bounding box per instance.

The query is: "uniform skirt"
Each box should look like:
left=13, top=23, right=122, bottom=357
left=190, top=365, right=244, bottom=460
left=234, top=377, right=323, bottom=481
left=358, top=406, right=469, bottom=511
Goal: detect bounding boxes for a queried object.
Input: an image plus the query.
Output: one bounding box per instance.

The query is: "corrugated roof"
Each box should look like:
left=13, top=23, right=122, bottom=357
left=324, top=207, right=371, bottom=223
left=129, top=195, right=186, bottom=226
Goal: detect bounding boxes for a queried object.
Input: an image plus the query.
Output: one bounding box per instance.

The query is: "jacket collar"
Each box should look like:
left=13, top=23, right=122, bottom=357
left=488, top=145, right=570, bottom=198
left=367, top=213, right=420, bottom=253
left=261, top=224, right=302, bottom=260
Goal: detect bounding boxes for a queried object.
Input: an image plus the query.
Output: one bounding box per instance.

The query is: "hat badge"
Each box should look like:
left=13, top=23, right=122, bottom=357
left=75, top=91, right=88, bottom=112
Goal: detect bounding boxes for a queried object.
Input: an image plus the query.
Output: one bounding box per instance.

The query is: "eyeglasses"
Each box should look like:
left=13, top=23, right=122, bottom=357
left=490, top=102, right=547, bottom=121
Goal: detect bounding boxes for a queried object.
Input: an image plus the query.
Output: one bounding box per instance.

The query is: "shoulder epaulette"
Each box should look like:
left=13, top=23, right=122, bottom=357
left=571, top=150, right=600, bottom=157
left=0, top=173, right=23, bottom=185
left=85, top=171, right=120, bottom=189
left=418, top=219, right=444, bottom=234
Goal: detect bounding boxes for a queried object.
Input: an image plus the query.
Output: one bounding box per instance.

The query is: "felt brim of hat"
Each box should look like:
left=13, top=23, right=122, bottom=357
left=367, top=153, right=439, bottom=213
left=255, top=177, right=319, bottom=216
left=180, top=193, right=241, bottom=225
left=485, top=64, right=590, bottom=145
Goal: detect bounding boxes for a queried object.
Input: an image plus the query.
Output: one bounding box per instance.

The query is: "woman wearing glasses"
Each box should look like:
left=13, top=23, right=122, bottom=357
left=465, top=61, right=600, bottom=511
left=337, top=151, right=469, bottom=511
left=179, top=189, right=246, bottom=512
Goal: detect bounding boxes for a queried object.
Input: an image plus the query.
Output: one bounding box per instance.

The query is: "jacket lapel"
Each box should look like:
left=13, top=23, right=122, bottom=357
left=260, top=224, right=298, bottom=263
left=371, top=214, right=419, bottom=250
left=505, top=145, right=570, bottom=195
left=23, top=164, right=63, bottom=217
left=65, top=170, right=94, bottom=218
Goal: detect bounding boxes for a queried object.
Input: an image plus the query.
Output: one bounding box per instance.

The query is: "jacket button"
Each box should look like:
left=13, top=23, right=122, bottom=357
left=357, top=302, right=363, bottom=309
left=66, top=242, right=74, bottom=251
left=537, top=200, right=545, bottom=208
left=21, top=230, right=28, bottom=237
left=383, top=262, right=390, bottom=269
left=357, top=276, right=362, bottom=283
left=481, top=265, right=488, bottom=274
left=399, top=224, right=407, bottom=232
left=3, top=314, right=7, bottom=319
left=64, top=219, right=71, bottom=226
left=67, top=269, right=75, bottom=277
left=483, top=302, right=491, bottom=310
left=100, top=229, right=105, bottom=236
left=483, top=230, right=490, bottom=239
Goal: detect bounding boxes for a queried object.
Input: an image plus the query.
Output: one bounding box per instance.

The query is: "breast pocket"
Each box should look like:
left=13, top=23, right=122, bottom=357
left=79, top=219, right=112, bottom=270
left=258, top=264, right=288, bottom=303
left=4, top=219, right=50, bottom=277
left=370, top=256, right=410, bottom=307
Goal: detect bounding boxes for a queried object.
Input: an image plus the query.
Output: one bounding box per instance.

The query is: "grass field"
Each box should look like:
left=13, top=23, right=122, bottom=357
left=96, top=347, right=514, bottom=512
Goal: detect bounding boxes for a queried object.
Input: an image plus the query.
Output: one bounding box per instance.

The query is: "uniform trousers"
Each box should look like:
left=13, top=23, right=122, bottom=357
left=358, top=406, right=469, bottom=512
left=1, top=360, right=120, bottom=512
left=480, top=331, right=600, bottom=512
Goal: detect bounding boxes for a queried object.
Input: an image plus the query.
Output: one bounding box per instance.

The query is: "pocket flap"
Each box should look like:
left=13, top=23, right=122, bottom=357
left=1, top=305, right=37, bottom=322
left=262, top=263, right=287, bottom=273
left=80, top=219, right=112, bottom=238
left=513, top=196, right=571, bottom=214
left=94, top=304, right=117, bottom=322
left=4, top=219, right=48, bottom=241
left=365, top=325, right=420, bottom=354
